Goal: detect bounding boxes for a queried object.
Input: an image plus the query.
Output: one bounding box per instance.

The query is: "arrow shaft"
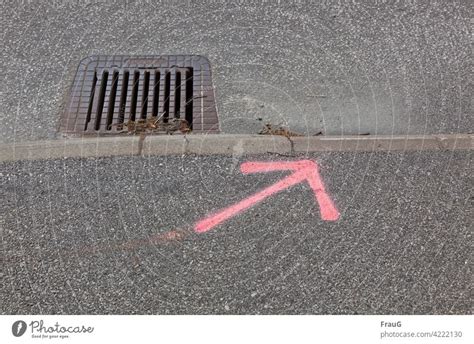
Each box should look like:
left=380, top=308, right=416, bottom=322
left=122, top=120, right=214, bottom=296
left=194, top=170, right=307, bottom=233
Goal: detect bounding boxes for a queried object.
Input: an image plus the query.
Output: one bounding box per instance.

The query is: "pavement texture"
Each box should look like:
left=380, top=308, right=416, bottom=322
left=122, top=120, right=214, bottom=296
left=1, top=151, right=472, bottom=314
left=1, top=0, right=472, bottom=143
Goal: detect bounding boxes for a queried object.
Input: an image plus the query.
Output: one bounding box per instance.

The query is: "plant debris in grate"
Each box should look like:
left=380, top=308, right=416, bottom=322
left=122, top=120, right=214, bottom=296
left=60, top=55, right=219, bottom=135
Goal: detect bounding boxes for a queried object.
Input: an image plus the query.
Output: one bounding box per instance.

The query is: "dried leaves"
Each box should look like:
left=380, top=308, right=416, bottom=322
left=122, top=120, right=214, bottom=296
left=116, top=114, right=191, bottom=135
left=258, top=123, right=304, bottom=138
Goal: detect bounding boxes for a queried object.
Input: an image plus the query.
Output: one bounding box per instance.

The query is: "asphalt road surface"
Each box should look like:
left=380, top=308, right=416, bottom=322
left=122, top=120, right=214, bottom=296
left=1, top=151, right=471, bottom=314
left=1, top=0, right=472, bottom=143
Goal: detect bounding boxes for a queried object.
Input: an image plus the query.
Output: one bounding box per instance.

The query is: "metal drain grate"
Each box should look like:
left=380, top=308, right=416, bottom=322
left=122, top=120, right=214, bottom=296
left=61, top=55, right=219, bottom=135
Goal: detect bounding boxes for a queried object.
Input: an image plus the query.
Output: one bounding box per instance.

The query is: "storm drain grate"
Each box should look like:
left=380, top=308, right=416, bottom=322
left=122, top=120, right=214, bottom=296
left=61, top=55, right=219, bottom=135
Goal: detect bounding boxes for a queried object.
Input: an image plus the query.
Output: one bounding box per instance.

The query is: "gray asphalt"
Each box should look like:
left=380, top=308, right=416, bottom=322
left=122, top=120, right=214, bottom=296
left=1, top=0, right=472, bottom=143
left=1, top=151, right=471, bottom=314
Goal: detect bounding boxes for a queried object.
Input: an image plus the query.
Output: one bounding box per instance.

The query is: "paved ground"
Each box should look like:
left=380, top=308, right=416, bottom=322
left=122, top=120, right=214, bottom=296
left=1, top=151, right=471, bottom=314
left=1, top=0, right=472, bottom=317
left=1, top=0, right=472, bottom=143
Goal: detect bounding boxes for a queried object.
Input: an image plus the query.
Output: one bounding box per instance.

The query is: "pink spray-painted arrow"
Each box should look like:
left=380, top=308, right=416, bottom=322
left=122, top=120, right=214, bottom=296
left=194, top=160, right=339, bottom=233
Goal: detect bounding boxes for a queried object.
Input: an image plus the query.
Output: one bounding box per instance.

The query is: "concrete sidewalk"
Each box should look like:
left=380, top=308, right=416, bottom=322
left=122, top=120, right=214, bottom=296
left=2, top=0, right=472, bottom=143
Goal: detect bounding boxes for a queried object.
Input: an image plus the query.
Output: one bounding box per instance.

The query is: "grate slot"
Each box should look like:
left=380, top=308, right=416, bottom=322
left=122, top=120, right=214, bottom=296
left=175, top=71, right=181, bottom=118
left=117, top=70, right=129, bottom=128
left=129, top=71, right=140, bottom=121
left=123, top=70, right=136, bottom=124
left=152, top=71, right=160, bottom=117
left=93, top=70, right=109, bottom=131
left=105, top=71, right=119, bottom=130
left=141, top=71, right=150, bottom=119
left=185, top=68, right=193, bottom=126
left=84, top=71, right=98, bottom=130
left=163, top=71, right=171, bottom=122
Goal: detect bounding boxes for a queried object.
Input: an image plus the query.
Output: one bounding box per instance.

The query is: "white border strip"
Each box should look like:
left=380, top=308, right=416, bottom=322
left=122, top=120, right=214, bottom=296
left=0, top=315, right=472, bottom=344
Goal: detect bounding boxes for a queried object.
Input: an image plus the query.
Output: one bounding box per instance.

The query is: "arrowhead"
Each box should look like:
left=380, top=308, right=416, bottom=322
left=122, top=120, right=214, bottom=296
left=195, top=160, right=339, bottom=233
left=240, top=159, right=316, bottom=174
left=241, top=160, right=339, bottom=221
